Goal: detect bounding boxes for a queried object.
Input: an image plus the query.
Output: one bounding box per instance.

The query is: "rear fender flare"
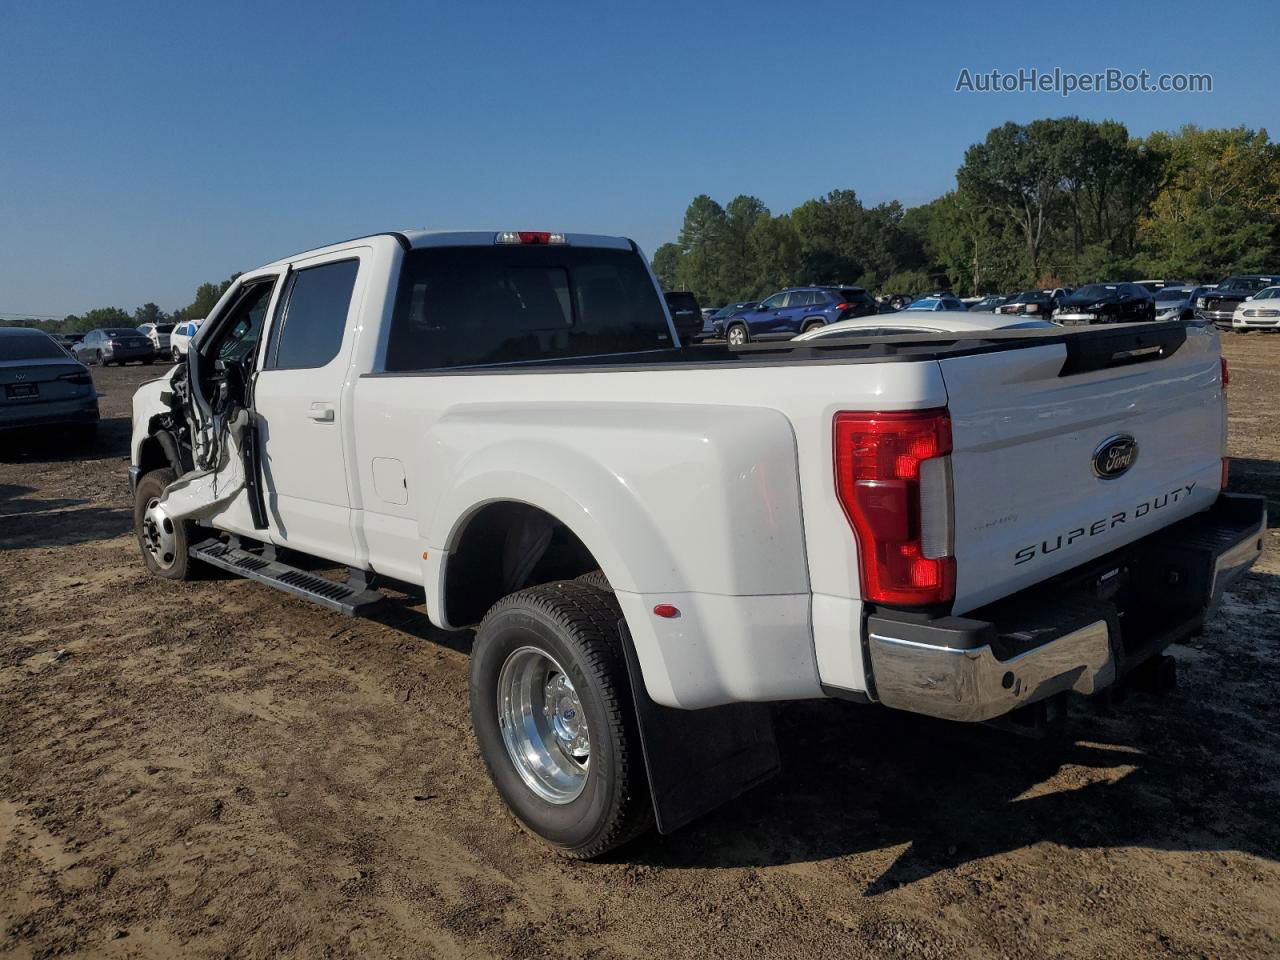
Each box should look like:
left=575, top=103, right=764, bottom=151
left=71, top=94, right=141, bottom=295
left=428, top=439, right=675, bottom=605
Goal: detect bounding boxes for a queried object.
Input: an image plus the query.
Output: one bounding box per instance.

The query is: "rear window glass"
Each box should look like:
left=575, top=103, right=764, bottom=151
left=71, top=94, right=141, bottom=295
left=0, top=332, right=66, bottom=361
left=104, top=328, right=141, bottom=336
left=385, top=246, right=671, bottom=370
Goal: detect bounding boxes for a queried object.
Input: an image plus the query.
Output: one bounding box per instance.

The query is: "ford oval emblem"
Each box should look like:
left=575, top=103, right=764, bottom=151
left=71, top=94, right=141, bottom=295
left=1093, top=435, right=1138, bottom=479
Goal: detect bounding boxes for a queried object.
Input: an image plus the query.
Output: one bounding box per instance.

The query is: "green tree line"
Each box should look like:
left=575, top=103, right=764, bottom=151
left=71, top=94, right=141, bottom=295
left=652, top=119, right=1280, bottom=302
left=6, top=274, right=240, bottom=335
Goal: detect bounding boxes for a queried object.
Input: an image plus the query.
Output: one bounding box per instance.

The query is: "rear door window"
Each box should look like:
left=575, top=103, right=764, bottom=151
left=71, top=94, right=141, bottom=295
left=268, top=259, right=360, bottom=369
left=385, top=245, right=671, bottom=370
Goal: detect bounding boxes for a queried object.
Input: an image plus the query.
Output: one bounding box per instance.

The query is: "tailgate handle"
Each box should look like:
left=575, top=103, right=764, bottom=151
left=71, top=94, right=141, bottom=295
left=1058, top=323, right=1186, bottom=377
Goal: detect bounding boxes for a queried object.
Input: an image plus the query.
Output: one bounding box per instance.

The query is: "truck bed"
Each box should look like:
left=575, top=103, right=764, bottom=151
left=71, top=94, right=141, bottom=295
left=362, top=320, right=1190, bottom=376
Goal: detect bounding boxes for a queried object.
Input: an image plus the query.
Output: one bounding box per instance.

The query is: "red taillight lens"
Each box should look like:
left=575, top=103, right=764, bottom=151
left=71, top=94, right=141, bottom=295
left=834, top=409, right=955, bottom=606
left=834, top=302, right=850, bottom=310
left=1222, top=457, right=1230, bottom=490
left=1220, top=356, right=1229, bottom=388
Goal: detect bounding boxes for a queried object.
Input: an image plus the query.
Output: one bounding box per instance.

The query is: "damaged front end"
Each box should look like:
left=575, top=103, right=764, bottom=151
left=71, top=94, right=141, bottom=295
left=130, top=353, right=261, bottom=526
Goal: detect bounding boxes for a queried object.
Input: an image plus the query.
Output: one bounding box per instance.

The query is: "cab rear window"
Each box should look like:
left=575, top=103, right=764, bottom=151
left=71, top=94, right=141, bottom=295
left=384, top=246, right=671, bottom=370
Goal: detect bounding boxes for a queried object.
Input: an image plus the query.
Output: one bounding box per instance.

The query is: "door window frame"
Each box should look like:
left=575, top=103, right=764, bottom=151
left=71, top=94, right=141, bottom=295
left=263, top=256, right=362, bottom=371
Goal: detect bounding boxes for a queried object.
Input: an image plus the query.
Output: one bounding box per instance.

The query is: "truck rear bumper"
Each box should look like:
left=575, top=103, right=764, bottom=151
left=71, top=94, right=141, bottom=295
left=866, top=492, right=1266, bottom=723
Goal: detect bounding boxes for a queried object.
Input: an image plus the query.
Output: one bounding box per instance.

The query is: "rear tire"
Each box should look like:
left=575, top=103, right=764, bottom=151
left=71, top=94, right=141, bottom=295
left=94, top=350, right=103, bottom=366
left=134, top=468, right=197, bottom=581
left=801, top=319, right=825, bottom=334
left=470, top=581, right=652, bottom=858
left=575, top=569, right=611, bottom=592
left=726, top=323, right=749, bottom=346
left=172, top=348, right=181, bottom=362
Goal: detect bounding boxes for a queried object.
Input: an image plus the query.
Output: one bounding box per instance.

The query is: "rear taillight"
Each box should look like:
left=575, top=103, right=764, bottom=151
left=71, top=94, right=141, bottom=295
left=58, top=370, right=92, bottom=385
left=495, top=231, right=566, bottom=245
left=1220, top=357, right=1229, bottom=388
left=834, top=409, right=955, bottom=606
left=834, top=302, right=850, bottom=310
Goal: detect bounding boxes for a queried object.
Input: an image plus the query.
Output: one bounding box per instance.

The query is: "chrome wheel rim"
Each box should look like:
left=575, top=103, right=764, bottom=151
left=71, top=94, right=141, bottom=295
left=497, top=646, right=589, bottom=804
left=141, top=496, right=178, bottom=569
left=727, top=326, right=746, bottom=345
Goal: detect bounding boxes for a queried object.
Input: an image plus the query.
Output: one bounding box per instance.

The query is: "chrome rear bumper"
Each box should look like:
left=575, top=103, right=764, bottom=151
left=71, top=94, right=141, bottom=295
left=866, top=493, right=1266, bottom=723
left=869, top=620, right=1113, bottom=722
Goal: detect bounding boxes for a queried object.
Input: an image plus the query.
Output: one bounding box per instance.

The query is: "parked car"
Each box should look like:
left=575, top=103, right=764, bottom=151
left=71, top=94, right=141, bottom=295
left=1136, top=280, right=1191, bottom=294
left=1230, top=285, right=1280, bottom=332
left=700, top=307, right=719, bottom=321
left=1052, top=283, right=1156, bottom=325
left=169, top=319, right=204, bottom=360
left=1197, top=275, right=1280, bottom=327
left=995, top=290, right=1057, bottom=317
left=1152, top=286, right=1203, bottom=323
left=903, top=295, right=969, bottom=312
left=74, top=327, right=156, bottom=365
left=723, top=286, right=878, bottom=344
left=130, top=228, right=1261, bottom=860
left=137, top=321, right=176, bottom=354
left=0, top=327, right=99, bottom=440
left=791, top=311, right=1055, bottom=341
left=968, top=294, right=1010, bottom=312
left=704, top=301, right=757, bottom=341
left=662, top=291, right=703, bottom=343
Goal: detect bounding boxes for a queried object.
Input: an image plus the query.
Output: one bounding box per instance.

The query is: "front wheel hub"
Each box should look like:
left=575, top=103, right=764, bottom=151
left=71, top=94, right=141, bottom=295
left=141, top=497, right=178, bottom=569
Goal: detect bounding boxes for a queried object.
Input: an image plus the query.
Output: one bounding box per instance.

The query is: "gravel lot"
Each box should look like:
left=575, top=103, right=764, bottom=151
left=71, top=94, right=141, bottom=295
left=3, top=334, right=1279, bottom=960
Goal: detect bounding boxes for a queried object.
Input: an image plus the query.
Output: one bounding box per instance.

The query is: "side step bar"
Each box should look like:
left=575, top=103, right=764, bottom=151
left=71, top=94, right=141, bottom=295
left=190, top=538, right=385, bottom=617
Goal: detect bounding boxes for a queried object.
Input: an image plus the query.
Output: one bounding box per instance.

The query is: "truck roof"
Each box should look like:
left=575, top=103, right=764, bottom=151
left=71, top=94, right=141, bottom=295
left=263, top=230, right=635, bottom=268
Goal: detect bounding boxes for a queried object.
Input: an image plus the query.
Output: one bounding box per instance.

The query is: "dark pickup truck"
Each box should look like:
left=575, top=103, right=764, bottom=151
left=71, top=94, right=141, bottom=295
left=1197, top=275, right=1280, bottom=326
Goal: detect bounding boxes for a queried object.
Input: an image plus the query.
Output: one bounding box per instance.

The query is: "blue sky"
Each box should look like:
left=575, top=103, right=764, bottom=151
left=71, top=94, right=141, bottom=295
left=1, top=0, right=1276, bottom=316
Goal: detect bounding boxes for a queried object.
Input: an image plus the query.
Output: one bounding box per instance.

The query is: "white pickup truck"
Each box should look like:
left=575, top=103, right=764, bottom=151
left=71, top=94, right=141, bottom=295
left=130, top=230, right=1265, bottom=858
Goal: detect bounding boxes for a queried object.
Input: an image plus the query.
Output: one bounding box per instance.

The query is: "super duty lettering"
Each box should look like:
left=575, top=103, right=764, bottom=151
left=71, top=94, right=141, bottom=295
left=1015, top=482, right=1201, bottom=564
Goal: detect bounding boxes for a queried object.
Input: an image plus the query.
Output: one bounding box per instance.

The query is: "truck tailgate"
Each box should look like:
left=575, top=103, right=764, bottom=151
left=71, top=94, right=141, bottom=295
left=939, top=323, right=1225, bottom=613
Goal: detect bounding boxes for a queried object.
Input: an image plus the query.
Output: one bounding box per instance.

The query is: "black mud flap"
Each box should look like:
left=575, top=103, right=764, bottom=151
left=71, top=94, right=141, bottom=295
left=619, top=621, right=780, bottom=835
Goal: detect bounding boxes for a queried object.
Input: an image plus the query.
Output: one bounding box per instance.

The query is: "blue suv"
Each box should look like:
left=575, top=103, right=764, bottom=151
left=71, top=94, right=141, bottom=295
left=719, top=286, right=878, bottom=344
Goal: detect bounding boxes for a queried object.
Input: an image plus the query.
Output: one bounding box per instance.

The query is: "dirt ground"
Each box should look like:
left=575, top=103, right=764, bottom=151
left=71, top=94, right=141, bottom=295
left=2, top=334, right=1279, bottom=960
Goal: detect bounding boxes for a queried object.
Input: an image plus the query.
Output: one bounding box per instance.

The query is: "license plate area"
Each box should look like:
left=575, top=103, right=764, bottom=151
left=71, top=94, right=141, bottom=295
left=6, top=383, right=39, bottom=399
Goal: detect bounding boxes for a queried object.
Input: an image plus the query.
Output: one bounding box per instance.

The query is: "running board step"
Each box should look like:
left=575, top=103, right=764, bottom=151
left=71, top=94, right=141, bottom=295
left=190, top=538, right=384, bottom=617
